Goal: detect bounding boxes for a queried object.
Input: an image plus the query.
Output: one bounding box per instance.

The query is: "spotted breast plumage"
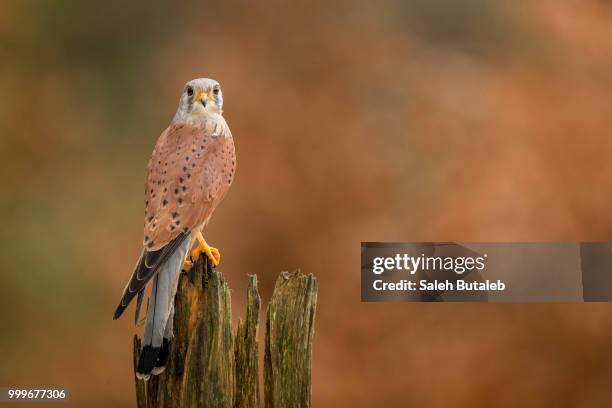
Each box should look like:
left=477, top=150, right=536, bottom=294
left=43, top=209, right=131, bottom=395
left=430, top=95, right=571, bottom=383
left=144, top=118, right=235, bottom=250
left=113, top=78, right=236, bottom=380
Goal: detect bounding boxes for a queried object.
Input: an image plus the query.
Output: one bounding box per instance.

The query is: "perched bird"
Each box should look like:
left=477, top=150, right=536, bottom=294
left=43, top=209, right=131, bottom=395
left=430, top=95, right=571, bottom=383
left=113, top=78, right=236, bottom=380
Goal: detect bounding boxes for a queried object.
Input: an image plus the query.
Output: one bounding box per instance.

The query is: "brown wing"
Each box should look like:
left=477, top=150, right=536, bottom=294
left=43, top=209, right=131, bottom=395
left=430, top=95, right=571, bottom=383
left=143, top=118, right=235, bottom=250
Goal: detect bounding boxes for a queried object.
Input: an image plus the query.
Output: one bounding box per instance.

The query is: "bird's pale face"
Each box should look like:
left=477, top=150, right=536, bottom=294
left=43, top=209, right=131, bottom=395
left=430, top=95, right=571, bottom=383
left=174, top=78, right=223, bottom=122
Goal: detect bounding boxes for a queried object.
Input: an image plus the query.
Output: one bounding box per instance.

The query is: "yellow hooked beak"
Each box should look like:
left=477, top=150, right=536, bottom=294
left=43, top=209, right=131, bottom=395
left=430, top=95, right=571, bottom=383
left=196, top=90, right=212, bottom=107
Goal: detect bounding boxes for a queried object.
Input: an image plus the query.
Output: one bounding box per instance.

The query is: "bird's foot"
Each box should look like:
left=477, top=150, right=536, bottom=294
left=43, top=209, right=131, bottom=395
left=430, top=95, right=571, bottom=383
left=182, top=259, right=193, bottom=271
left=190, top=233, right=221, bottom=266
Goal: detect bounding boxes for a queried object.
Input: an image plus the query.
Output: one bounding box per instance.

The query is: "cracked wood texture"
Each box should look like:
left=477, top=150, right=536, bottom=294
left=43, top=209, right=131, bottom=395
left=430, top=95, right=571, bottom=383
left=234, top=274, right=260, bottom=408
left=133, top=257, right=317, bottom=408
left=264, top=271, right=318, bottom=408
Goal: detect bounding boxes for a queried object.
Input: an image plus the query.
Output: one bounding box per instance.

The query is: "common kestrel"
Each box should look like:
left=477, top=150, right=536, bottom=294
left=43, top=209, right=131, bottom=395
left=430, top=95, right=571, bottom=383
left=113, top=78, right=236, bottom=380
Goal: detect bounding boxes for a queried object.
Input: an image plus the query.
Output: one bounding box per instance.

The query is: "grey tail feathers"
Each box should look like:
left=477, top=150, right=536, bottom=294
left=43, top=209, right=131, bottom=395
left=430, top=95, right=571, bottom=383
left=134, top=288, right=145, bottom=324
left=151, top=303, right=175, bottom=375
left=135, top=234, right=190, bottom=380
left=113, top=232, right=189, bottom=321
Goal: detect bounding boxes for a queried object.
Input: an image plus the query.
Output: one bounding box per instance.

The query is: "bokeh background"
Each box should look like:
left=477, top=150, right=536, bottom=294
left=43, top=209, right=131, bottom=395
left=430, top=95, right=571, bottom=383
left=2, top=0, right=612, bottom=406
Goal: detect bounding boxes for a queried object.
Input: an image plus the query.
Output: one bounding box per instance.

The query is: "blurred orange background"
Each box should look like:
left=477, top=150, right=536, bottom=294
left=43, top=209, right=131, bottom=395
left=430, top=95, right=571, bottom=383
left=1, top=1, right=612, bottom=406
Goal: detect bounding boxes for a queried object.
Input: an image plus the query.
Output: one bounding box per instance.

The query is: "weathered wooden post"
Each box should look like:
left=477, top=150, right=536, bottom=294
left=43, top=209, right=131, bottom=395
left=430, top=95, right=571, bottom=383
left=133, top=256, right=238, bottom=407
left=264, top=271, right=318, bottom=408
left=234, top=274, right=260, bottom=408
left=133, top=257, right=317, bottom=408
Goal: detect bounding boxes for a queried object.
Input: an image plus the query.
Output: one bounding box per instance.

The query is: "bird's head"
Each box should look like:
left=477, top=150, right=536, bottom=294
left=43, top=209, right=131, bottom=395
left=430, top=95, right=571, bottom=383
left=174, top=78, right=223, bottom=122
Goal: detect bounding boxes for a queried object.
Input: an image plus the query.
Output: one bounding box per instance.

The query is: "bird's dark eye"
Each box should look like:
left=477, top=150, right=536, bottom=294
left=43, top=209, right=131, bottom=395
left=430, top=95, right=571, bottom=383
left=213, top=87, right=220, bottom=96
left=186, top=86, right=194, bottom=97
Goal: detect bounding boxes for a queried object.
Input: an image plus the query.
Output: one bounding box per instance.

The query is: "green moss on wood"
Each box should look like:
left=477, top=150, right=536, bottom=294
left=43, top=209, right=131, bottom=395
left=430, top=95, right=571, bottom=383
left=234, top=275, right=260, bottom=408
left=133, top=260, right=316, bottom=408
left=264, top=271, right=318, bottom=408
left=133, top=256, right=235, bottom=408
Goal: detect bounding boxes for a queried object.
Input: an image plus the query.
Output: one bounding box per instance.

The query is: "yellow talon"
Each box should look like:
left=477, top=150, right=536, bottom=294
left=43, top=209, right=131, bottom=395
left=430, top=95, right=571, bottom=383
left=190, top=231, right=221, bottom=266
left=209, top=246, right=221, bottom=265
left=182, top=259, right=193, bottom=271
